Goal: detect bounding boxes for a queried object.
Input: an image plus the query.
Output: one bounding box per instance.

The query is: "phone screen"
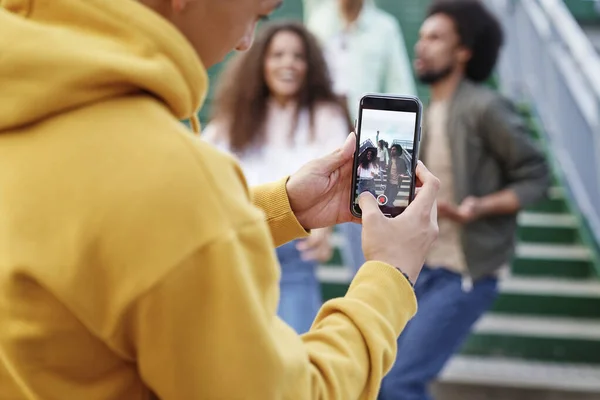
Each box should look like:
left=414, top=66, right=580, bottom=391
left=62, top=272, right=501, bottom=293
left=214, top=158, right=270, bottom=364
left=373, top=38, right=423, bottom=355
left=351, top=95, right=422, bottom=218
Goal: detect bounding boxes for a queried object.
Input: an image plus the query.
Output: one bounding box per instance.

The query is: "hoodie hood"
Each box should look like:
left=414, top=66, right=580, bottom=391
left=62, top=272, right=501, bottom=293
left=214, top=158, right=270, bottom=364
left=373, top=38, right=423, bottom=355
left=0, top=0, right=208, bottom=132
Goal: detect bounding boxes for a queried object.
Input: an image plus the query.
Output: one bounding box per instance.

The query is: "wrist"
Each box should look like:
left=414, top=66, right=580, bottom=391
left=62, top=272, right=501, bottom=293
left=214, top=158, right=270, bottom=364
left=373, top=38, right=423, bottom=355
left=395, top=268, right=415, bottom=288
left=285, top=176, right=304, bottom=224
left=475, top=196, right=490, bottom=219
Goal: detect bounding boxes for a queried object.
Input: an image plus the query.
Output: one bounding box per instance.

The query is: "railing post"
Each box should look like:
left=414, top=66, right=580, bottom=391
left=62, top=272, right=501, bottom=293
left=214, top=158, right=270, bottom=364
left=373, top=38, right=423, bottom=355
left=595, top=94, right=600, bottom=204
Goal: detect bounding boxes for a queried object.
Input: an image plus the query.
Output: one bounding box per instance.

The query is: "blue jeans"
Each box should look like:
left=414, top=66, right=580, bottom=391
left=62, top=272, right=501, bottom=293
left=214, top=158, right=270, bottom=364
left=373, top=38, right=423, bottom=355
left=358, top=178, right=376, bottom=197
left=338, top=223, right=365, bottom=275
left=276, top=240, right=322, bottom=334
left=379, top=266, right=499, bottom=400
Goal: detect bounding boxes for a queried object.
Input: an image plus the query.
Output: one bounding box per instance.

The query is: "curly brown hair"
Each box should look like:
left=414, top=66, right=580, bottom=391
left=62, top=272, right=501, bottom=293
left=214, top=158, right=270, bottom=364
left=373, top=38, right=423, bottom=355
left=209, top=20, right=352, bottom=153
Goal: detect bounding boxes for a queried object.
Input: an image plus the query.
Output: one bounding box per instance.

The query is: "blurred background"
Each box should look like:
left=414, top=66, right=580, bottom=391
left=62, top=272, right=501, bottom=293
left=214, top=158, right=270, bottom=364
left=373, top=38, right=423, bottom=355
left=199, top=1, right=600, bottom=399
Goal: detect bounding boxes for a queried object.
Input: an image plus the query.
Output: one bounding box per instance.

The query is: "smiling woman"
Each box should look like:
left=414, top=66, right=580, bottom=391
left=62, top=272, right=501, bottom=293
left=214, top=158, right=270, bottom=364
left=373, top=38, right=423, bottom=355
left=203, top=20, right=353, bottom=334
left=205, top=21, right=352, bottom=154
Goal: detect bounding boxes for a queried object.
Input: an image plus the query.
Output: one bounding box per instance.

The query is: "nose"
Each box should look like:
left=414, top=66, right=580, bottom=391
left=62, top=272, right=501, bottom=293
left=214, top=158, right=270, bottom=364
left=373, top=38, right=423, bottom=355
left=281, top=53, right=296, bottom=67
left=414, top=41, right=422, bottom=57
left=235, top=21, right=257, bottom=52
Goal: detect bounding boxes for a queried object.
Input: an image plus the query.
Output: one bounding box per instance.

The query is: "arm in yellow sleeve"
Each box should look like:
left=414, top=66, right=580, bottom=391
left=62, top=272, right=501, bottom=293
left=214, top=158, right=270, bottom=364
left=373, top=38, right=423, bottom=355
left=123, top=221, right=416, bottom=400
left=251, top=177, right=309, bottom=247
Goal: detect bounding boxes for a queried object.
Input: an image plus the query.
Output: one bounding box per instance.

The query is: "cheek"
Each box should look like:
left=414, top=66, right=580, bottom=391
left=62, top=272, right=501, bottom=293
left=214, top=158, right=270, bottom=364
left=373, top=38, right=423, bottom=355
left=297, top=62, right=308, bottom=82
left=264, top=60, right=277, bottom=90
left=437, top=46, right=457, bottom=65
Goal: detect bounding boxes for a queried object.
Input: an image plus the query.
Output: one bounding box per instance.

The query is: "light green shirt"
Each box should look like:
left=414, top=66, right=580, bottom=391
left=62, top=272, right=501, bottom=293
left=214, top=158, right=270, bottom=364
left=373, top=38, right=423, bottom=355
left=306, top=0, right=417, bottom=121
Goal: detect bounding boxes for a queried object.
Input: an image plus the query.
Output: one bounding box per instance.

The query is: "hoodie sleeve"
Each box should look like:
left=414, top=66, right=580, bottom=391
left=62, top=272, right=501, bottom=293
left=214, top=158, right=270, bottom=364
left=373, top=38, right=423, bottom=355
left=251, top=178, right=310, bottom=247
left=115, top=143, right=417, bottom=400
left=124, top=222, right=416, bottom=400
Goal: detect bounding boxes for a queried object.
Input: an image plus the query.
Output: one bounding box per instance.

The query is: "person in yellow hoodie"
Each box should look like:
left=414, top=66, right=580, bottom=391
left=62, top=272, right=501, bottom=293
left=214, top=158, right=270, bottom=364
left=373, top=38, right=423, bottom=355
left=0, top=0, right=440, bottom=399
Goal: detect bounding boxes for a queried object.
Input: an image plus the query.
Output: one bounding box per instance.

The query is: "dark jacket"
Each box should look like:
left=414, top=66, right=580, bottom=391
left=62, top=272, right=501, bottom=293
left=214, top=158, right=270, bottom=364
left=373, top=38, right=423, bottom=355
left=421, top=80, right=551, bottom=280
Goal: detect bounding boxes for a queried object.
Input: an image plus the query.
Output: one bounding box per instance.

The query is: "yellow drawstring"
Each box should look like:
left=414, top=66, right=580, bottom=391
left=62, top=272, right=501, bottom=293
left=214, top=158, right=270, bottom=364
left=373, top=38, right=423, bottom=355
left=190, top=113, right=201, bottom=135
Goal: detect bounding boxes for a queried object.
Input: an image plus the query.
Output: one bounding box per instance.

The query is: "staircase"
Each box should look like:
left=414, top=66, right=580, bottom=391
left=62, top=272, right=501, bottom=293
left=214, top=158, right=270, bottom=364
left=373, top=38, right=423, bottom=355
left=320, top=1, right=600, bottom=396
left=319, top=103, right=600, bottom=396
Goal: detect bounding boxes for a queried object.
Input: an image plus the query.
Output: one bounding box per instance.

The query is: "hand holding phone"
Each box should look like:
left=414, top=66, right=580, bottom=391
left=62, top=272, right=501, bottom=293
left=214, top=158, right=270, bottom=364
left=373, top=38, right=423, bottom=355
left=359, top=162, right=440, bottom=283
left=351, top=94, right=423, bottom=218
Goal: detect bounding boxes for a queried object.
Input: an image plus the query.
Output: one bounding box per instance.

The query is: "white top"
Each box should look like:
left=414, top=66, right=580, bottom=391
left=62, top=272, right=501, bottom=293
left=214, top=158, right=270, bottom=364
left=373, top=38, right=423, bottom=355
left=202, top=100, right=349, bottom=186
left=357, top=164, right=380, bottom=179
left=307, top=1, right=417, bottom=121
left=326, top=30, right=354, bottom=97
left=377, top=147, right=389, bottom=164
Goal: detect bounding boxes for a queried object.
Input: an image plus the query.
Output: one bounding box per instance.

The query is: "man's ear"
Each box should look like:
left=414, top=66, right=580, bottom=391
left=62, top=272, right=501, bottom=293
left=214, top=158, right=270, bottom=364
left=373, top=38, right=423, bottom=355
left=456, top=46, right=472, bottom=65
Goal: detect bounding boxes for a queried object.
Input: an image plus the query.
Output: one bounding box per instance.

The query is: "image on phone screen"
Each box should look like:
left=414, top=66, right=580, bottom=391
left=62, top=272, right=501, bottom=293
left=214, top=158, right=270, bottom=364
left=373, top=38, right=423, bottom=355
left=351, top=95, right=422, bottom=218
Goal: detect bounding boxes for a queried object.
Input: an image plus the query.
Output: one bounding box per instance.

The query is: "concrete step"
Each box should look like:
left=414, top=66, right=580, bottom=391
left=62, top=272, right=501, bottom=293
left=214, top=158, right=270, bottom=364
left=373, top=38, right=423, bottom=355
left=492, top=275, right=600, bottom=319
left=318, top=266, right=600, bottom=319
left=517, top=212, right=581, bottom=245
left=431, top=382, right=600, bottom=400
left=515, top=243, right=591, bottom=260
left=473, top=314, right=600, bottom=341
left=528, top=187, right=570, bottom=214
left=512, top=242, right=595, bottom=279
left=463, top=314, right=600, bottom=364
left=439, top=355, right=600, bottom=394
left=518, top=212, right=577, bottom=228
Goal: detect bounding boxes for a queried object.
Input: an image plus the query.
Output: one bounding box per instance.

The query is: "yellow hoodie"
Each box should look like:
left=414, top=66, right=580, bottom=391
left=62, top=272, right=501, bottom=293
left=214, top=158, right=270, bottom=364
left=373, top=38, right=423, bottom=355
left=0, top=1, right=416, bottom=399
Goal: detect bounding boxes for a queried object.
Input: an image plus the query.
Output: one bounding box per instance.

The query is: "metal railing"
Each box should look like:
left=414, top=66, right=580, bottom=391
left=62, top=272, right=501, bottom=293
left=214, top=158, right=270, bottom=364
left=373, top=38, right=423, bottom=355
left=488, top=0, right=600, bottom=248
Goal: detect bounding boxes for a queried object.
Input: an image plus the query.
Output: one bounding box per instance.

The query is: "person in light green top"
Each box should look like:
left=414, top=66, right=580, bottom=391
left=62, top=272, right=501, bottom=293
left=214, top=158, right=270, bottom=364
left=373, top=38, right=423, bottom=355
left=305, top=0, right=417, bottom=121
left=305, top=0, right=417, bottom=279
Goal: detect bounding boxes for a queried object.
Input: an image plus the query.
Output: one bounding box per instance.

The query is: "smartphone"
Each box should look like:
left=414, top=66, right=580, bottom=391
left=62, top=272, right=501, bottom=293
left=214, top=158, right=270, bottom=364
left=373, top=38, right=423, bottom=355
left=350, top=94, right=423, bottom=218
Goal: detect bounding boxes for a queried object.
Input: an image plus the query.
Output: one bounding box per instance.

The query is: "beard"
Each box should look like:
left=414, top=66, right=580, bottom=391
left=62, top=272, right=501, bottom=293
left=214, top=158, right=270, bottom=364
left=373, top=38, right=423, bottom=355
left=416, top=64, right=454, bottom=85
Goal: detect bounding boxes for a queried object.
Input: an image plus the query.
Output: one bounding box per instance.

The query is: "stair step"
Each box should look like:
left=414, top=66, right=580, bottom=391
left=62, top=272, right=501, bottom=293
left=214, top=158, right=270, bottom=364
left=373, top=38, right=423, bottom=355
left=528, top=187, right=569, bottom=213
left=318, top=266, right=352, bottom=284
left=511, top=257, right=594, bottom=278
left=440, top=355, right=600, bottom=392
left=516, top=243, right=591, bottom=261
left=463, top=332, right=600, bottom=364
left=499, top=276, right=600, bottom=297
left=548, top=186, right=564, bottom=199
left=512, top=243, right=595, bottom=278
left=493, top=276, right=600, bottom=319
left=518, top=212, right=579, bottom=244
left=518, top=212, right=577, bottom=227
left=318, top=267, right=600, bottom=318
left=466, top=314, right=600, bottom=363
left=474, top=314, right=600, bottom=340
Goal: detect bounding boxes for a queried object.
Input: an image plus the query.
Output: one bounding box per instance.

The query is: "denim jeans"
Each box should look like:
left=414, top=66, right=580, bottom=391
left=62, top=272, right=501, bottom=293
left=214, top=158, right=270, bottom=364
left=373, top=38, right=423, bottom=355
left=276, top=240, right=322, bottom=334
left=379, top=266, right=499, bottom=400
left=338, top=222, right=366, bottom=276
left=383, top=183, right=399, bottom=205
left=357, top=178, right=376, bottom=197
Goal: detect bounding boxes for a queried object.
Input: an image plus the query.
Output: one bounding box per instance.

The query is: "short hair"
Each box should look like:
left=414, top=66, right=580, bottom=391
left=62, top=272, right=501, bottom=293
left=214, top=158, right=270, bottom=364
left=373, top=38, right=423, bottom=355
left=428, top=0, right=504, bottom=82
left=391, top=144, right=403, bottom=153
